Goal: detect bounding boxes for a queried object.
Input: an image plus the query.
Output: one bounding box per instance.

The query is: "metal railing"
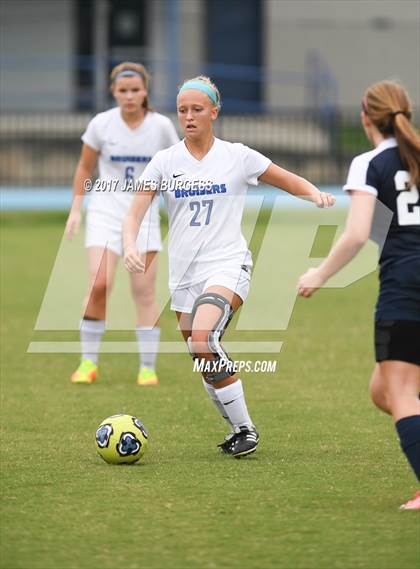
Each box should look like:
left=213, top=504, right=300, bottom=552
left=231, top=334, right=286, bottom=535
left=0, top=109, right=373, bottom=187
left=2, top=107, right=413, bottom=187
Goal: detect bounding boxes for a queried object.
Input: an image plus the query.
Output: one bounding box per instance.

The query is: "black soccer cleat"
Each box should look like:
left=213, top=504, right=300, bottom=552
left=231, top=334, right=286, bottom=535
left=230, top=427, right=259, bottom=458
left=217, top=432, right=237, bottom=454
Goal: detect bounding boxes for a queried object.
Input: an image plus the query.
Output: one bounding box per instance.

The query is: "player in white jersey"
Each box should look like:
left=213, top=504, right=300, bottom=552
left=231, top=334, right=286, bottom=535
left=65, top=62, right=179, bottom=386
left=123, top=76, right=335, bottom=457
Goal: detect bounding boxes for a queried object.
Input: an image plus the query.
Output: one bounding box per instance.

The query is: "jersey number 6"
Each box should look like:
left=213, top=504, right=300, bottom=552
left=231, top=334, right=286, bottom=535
left=189, top=200, right=214, bottom=226
left=395, top=170, right=420, bottom=226
left=125, top=166, right=135, bottom=182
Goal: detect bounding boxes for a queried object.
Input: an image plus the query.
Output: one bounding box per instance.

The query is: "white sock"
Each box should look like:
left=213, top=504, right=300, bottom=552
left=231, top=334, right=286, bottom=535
left=215, top=379, right=253, bottom=431
left=80, top=318, right=105, bottom=364
left=136, top=327, right=160, bottom=370
left=202, top=378, right=234, bottom=430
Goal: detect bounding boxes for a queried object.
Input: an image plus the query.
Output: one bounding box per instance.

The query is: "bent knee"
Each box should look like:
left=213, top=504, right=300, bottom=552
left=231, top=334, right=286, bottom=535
left=369, top=372, right=392, bottom=414
left=370, top=383, right=385, bottom=408
left=191, top=330, right=212, bottom=358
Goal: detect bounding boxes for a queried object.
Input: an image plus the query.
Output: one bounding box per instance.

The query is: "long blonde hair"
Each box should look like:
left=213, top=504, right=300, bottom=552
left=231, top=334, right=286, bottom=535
left=363, top=81, right=420, bottom=186
left=110, top=62, right=153, bottom=112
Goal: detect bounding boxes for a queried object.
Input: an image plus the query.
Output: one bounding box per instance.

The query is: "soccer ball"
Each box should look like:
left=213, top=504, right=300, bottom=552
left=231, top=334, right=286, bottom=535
left=95, top=414, right=149, bottom=464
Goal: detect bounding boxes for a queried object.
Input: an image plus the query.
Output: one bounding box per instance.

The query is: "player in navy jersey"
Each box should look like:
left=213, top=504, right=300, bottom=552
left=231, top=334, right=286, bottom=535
left=298, top=81, right=420, bottom=509
left=123, top=76, right=335, bottom=458
left=65, top=62, right=179, bottom=386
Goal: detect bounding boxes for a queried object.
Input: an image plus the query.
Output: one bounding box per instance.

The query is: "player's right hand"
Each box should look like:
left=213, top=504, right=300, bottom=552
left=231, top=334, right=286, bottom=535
left=315, top=192, right=336, bottom=208
left=297, top=267, right=325, bottom=297
left=124, top=246, right=145, bottom=273
left=65, top=210, right=81, bottom=240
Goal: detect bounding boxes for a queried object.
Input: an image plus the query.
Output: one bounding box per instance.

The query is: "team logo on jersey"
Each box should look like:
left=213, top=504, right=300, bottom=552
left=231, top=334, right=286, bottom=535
left=110, top=155, right=152, bottom=163
left=174, top=183, right=227, bottom=199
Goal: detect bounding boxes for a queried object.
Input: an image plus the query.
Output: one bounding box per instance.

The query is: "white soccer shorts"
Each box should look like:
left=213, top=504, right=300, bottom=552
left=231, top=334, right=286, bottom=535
left=170, top=265, right=251, bottom=313
left=85, top=215, right=162, bottom=256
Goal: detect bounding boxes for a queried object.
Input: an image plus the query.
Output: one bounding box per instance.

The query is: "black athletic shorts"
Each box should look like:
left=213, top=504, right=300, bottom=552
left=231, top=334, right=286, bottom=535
left=375, top=320, right=420, bottom=365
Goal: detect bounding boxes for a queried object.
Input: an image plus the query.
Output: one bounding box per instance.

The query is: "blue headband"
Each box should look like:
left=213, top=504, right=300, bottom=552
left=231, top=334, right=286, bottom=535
left=178, top=81, right=219, bottom=106
left=114, top=70, right=144, bottom=81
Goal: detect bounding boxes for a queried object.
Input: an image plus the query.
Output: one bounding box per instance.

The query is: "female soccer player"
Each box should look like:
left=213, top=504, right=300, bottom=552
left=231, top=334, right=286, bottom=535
left=298, top=81, right=420, bottom=509
left=65, top=62, right=179, bottom=386
left=123, top=76, right=335, bottom=457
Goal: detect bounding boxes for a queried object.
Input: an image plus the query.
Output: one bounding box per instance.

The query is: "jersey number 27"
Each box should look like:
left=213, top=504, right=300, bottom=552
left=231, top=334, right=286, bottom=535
left=395, top=170, right=420, bottom=226
left=189, top=200, right=213, bottom=226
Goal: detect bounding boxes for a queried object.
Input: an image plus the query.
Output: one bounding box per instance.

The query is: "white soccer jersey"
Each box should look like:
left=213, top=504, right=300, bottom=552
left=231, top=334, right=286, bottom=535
left=138, top=138, right=271, bottom=289
left=82, top=107, right=179, bottom=227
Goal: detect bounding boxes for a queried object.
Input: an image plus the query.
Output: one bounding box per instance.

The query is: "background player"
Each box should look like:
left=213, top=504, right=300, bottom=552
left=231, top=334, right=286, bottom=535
left=298, top=80, right=420, bottom=509
left=65, top=62, right=179, bottom=386
left=123, top=76, right=335, bottom=457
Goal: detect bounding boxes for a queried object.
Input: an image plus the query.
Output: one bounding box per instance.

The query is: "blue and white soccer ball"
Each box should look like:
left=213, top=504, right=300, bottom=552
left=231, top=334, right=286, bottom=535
left=95, top=414, right=149, bottom=464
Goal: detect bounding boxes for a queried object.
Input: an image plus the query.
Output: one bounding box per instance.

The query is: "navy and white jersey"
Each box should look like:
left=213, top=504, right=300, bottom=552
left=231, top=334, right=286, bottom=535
left=344, top=137, right=420, bottom=321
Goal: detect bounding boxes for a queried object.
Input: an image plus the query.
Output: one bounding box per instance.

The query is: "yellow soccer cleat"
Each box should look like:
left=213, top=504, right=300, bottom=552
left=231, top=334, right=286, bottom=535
left=137, top=367, right=159, bottom=386
left=71, top=359, right=98, bottom=384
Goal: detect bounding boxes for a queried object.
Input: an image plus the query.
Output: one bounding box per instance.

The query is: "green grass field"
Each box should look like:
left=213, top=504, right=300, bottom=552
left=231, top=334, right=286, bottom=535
left=1, top=211, right=419, bottom=569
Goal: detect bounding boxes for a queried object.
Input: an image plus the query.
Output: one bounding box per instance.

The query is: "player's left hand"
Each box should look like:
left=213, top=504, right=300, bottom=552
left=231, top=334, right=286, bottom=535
left=315, top=192, right=336, bottom=208
left=298, top=267, right=326, bottom=297
left=124, top=246, right=145, bottom=273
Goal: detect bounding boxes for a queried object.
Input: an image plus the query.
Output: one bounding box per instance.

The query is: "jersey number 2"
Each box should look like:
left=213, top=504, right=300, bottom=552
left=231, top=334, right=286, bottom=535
left=395, top=170, right=420, bottom=226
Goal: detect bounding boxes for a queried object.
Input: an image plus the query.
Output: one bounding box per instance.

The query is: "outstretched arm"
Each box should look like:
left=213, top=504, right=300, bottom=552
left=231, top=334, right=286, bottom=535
left=259, top=163, right=335, bottom=208
left=298, top=191, right=376, bottom=297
